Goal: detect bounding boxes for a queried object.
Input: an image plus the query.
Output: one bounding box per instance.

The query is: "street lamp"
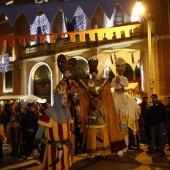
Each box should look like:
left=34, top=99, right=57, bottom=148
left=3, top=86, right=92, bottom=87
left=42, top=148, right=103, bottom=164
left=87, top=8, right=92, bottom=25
left=133, top=1, right=145, bottom=15
left=134, top=0, right=154, bottom=97
left=146, top=14, right=154, bottom=95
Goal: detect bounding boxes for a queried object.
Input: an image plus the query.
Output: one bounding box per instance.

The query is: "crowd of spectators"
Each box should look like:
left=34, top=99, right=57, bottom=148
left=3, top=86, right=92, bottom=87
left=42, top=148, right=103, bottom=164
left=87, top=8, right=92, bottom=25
left=0, top=99, right=50, bottom=162
left=0, top=94, right=170, bottom=163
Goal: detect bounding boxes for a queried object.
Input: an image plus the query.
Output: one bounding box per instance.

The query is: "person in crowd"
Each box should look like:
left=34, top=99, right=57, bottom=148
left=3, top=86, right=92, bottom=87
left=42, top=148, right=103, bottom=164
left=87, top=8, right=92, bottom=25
left=7, top=120, right=22, bottom=161
left=110, top=57, right=141, bottom=153
left=5, top=103, right=21, bottom=124
left=165, top=97, right=170, bottom=151
left=4, top=100, right=12, bottom=115
left=139, top=96, right=149, bottom=144
left=79, top=58, right=126, bottom=159
left=32, top=84, right=73, bottom=170
left=12, top=100, right=19, bottom=112
left=6, top=115, right=17, bottom=138
left=32, top=102, right=37, bottom=108
left=17, top=106, right=26, bottom=158
left=0, top=104, right=8, bottom=133
left=42, top=102, right=51, bottom=112
left=35, top=105, right=43, bottom=119
left=21, top=103, right=39, bottom=159
left=146, top=94, right=166, bottom=156
left=57, top=54, right=82, bottom=154
left=0, top=120, right=5, bottom=161
left=18, top=106, right=26, bottom=121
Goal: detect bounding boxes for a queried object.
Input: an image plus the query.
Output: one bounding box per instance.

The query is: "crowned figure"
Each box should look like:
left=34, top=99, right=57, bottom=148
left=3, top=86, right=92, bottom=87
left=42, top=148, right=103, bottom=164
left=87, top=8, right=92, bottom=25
left=79, top=58, right=126, bottom=159
left=56, top=54, right=83, bottom=154
left=32, top=84, right=73, bottom=170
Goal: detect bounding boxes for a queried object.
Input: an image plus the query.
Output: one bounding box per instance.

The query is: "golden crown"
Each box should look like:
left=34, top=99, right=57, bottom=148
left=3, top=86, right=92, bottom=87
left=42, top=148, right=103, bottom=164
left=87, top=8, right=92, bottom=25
left=53, top=84, right=66, bottom=95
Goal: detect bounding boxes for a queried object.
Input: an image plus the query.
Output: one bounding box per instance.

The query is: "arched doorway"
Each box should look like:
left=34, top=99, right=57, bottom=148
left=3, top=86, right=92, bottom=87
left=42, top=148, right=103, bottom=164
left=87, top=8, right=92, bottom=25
left=28, top=62, right=53, bottom=104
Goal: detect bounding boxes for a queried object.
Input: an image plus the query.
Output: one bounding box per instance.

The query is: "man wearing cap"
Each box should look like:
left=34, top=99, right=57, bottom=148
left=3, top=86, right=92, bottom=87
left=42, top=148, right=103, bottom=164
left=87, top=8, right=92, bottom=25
left=146, top=94, right=166, bottom=156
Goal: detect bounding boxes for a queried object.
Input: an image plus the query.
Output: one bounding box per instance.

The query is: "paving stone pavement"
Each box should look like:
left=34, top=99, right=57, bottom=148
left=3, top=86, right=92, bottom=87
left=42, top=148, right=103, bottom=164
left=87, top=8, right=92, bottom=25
left=0, top=143, right=170, bottom=170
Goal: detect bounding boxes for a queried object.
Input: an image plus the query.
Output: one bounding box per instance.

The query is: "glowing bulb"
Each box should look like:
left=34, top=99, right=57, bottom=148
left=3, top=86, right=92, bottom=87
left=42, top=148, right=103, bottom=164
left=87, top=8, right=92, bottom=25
left=134, top=1, right=145, bottom=15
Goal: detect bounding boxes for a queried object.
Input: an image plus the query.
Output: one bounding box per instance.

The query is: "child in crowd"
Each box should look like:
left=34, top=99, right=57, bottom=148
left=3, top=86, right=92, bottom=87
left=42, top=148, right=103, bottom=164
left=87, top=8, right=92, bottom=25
left=6, top=115, right=17, bottom=137
left=8, top=120, right=22, bottom=161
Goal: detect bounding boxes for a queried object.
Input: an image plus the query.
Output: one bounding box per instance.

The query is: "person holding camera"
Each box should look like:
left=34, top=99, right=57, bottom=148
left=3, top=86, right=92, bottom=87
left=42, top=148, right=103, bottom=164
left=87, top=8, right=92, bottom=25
left=146, top=94, right=166, bottom=156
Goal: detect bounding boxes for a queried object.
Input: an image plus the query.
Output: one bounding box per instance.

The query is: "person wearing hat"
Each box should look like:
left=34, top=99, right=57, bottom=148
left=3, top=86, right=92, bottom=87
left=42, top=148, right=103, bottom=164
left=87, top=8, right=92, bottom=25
left=32, top=84, right=73, bottom=169
left=56, top=54, right=82, bottom=154
left=79, top=58, right=126, bottom=159
left=110, top=57, right=141, bottom=153
left=146, top=94, right=166, bottom=156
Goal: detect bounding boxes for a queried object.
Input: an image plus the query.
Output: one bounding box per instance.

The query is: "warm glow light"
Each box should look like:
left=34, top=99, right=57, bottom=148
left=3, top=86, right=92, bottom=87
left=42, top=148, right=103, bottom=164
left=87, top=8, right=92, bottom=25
left=4, top=88, right=13, bottom=93
left=134, top=1, right=145, bottom=15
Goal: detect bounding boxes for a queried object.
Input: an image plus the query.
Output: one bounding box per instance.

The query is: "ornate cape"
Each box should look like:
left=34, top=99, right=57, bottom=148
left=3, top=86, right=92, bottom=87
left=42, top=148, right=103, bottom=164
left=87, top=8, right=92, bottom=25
left=79, top=78, right=126, bottom=152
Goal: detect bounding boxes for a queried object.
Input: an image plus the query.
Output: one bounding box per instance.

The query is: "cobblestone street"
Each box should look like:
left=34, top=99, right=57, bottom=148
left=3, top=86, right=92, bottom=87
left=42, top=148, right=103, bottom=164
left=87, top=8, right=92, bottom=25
left=0, top=143, right=170, bottom=170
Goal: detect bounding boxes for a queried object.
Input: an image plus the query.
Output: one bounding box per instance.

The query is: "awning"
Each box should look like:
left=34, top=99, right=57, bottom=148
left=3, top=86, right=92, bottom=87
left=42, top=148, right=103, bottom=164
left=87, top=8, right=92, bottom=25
left=0, top=94, right=47, bottom=103
left=0, top=0, right=137, bottom=25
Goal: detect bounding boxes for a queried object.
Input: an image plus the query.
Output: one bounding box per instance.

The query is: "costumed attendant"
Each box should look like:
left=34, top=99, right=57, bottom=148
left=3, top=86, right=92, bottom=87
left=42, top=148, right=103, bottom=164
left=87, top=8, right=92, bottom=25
left=79, top=58, right=126, bottom=159
left=56, top=54, right=83, bottom=154
left=110, top=57, right=141, bottom=154
left=32, top=84, right=73, bottom=170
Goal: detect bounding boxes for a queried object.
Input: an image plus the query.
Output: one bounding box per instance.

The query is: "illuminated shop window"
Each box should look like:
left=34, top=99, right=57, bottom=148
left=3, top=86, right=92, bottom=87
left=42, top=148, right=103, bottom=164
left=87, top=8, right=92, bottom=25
left=30, top=14, right=51, bottom=45
left=4, top=70, right=13, bottom=93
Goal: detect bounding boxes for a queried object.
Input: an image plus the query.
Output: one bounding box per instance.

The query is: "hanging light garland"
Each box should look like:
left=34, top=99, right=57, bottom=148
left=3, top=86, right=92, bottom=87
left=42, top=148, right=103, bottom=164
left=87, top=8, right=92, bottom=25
left=0, top=53, right=10, bottom=72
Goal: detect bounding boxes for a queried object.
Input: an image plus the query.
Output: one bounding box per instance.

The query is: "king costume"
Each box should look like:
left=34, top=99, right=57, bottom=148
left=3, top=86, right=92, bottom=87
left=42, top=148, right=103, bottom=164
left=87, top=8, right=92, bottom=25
left=79, top=58, right=126, bottom=158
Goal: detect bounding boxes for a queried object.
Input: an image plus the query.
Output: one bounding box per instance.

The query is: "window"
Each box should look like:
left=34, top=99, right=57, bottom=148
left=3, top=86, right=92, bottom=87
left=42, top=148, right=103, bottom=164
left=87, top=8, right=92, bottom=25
left=4, top=70, right=13, bottom=93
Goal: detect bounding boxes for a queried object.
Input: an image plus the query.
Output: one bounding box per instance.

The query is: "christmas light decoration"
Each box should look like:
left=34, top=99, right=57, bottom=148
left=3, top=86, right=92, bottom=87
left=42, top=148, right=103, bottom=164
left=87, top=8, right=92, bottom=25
left=30, top=14, right=51, bottom=44
left=0, top=53, right=10, bottom=72
left=74, top=6, right=86, bottom=31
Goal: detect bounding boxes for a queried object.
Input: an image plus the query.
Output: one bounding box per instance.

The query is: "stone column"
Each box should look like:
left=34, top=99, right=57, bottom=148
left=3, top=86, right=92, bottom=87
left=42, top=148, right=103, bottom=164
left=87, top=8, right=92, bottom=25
left=19, top=62, right=27, bottom=95
left=50, top=56, right=62, bottom=105
left=51, top=56, right=62, bottom=88
left=147, top=19, right=154, bottom=97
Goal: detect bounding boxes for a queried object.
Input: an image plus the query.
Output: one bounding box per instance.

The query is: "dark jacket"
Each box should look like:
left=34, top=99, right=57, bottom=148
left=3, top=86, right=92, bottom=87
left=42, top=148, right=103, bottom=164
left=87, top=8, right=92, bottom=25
left=20, top=110, right=39, bottom=136
left=165, top=104, right=170, bottom=130
left=8, top=126, right=22, bottom=144
left=146, top=102, right=166, bottom=126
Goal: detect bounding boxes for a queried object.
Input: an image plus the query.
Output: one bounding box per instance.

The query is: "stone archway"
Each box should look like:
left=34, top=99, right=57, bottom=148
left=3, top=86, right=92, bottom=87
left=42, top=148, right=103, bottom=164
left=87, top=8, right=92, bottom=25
left=28, top=62, right=53, bottom=104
